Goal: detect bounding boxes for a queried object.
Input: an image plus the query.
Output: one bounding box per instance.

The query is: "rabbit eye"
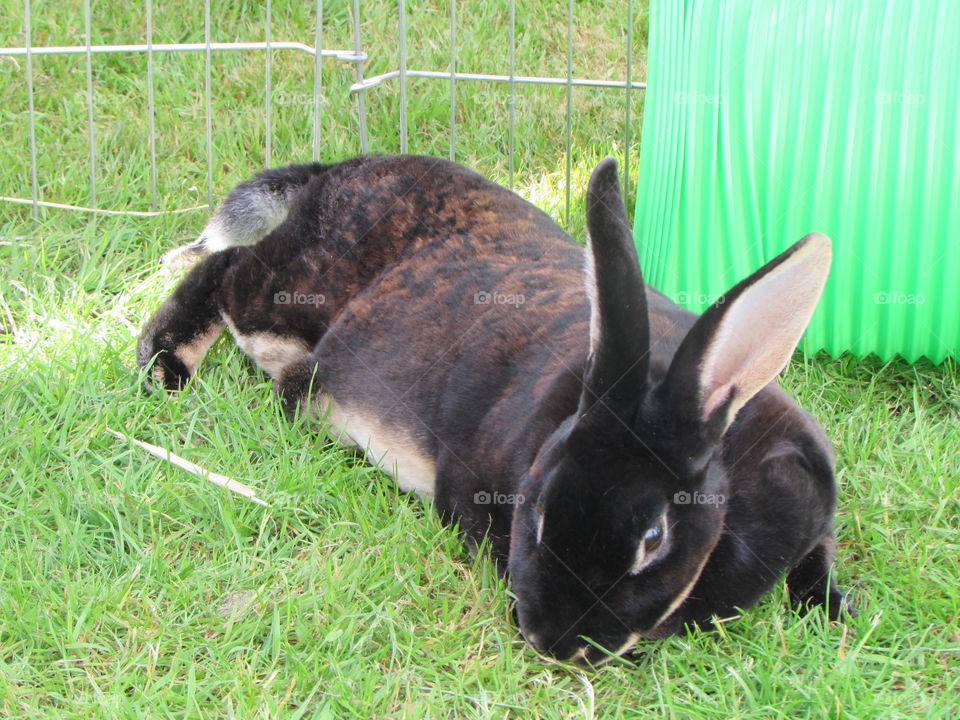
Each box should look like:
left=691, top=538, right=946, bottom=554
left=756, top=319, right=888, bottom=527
left=630, top=519, right=667, bottom=575
left=643, top=523, right=663, bottom=552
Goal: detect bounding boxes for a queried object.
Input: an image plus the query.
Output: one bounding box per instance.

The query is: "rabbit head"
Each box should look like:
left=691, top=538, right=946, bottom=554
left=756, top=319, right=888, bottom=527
left=508, top=158, right=832, bottom=664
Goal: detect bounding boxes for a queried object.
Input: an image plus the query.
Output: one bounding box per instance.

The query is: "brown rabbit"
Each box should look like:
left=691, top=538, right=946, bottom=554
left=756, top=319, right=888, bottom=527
left=138, top=154, right=850, bottom=665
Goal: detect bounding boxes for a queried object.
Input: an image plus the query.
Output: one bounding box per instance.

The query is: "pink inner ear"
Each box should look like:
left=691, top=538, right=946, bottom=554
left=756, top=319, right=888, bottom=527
left=702, top=382, right=734, bottom=420
left=699, top=235, right=831, bottom=424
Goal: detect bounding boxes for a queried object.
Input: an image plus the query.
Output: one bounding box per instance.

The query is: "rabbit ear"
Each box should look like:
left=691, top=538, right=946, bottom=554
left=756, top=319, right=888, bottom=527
left=663, top=233, right=831, bottom=437
left=580, top=157, right=650, bottom=407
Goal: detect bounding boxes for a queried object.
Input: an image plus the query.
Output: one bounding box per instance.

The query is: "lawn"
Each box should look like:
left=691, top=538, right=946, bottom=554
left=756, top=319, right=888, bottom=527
left=1, top=1, right=958, bottom=718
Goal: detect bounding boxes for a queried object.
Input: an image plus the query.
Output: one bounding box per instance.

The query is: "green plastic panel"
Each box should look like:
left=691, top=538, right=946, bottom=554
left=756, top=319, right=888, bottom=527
left=633, top=0, right=960, bottom=363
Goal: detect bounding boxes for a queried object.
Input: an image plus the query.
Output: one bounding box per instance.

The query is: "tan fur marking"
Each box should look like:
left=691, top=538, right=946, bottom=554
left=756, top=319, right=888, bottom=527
left=617, top=632, right=643, bottom=656
left=582, top=242, right=600, bottom=356
left=223, top=317, right=311, bottom=379
left=313, top=393, right=437, bottom=497
left=653, top=553, right=711, bottom=630
left=174, top=323, right=223, bottom=375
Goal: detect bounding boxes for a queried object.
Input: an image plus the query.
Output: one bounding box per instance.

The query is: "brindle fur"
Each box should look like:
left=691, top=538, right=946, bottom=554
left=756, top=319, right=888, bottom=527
left=138, top=154, right=850, bottom=665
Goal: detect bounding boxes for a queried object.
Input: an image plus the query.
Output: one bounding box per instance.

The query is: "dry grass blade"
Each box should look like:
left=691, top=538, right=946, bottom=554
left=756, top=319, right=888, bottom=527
left=106, top=428, right=271, bottom=507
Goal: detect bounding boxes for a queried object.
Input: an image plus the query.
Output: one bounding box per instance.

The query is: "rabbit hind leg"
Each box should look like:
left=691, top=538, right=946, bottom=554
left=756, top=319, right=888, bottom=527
left=786, top=535, right=855, bottom=620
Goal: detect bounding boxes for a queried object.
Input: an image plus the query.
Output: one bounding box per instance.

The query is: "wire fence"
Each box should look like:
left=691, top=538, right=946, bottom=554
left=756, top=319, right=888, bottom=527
left=1, top=0, right=645, bottom=226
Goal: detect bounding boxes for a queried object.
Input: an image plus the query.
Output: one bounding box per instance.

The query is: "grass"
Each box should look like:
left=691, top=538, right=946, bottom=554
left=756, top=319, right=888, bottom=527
left=1, top=1, right=958, bottom=718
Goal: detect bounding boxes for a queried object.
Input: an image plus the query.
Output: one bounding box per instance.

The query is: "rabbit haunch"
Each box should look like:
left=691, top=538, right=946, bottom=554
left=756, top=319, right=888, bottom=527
left=221, top=319, right=438, bottom=496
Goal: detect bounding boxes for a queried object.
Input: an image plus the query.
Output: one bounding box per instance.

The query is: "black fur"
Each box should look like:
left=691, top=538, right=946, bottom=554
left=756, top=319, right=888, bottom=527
left=137, top=154, right=851, bottom=665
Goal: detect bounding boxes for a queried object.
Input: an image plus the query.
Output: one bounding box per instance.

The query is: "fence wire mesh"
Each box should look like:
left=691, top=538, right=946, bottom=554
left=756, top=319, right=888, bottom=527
left=1, top=0, right=646, bottom=232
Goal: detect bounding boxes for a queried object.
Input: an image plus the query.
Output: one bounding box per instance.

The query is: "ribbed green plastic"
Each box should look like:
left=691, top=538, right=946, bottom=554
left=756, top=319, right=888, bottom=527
left=633, top=0, right=960, bottom=363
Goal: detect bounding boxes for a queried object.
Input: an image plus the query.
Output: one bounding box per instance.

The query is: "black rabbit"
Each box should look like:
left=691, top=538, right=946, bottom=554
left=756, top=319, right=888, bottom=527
left=138, top=154, right=851, bottom=665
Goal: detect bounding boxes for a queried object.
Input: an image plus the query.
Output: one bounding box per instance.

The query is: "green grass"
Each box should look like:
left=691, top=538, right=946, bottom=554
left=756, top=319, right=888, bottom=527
left=1, top=1, right=958, bottom=718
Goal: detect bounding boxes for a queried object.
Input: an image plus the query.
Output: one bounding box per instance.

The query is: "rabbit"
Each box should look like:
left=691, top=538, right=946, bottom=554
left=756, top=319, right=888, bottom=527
left=137, top=154, right=852, bottom=665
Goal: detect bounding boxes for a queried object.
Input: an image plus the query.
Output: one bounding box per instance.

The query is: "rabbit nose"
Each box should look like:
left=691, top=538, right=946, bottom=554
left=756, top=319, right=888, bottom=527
left=526, top=632, right=586, bottom=662
left=525, top=632, right=548, bottom=654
